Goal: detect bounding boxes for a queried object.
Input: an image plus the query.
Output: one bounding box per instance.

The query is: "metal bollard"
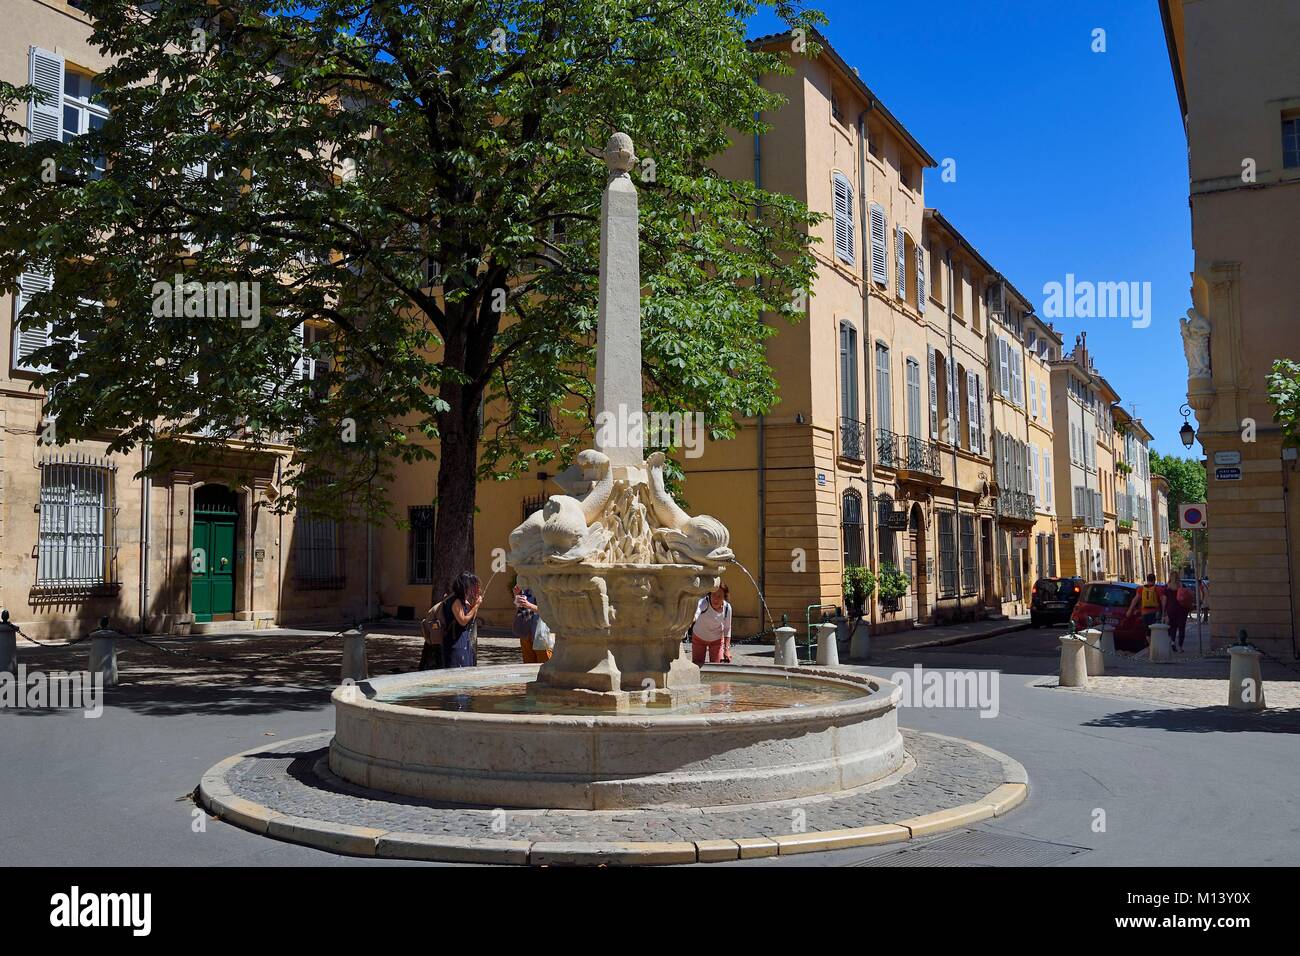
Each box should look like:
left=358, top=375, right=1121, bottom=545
left=1228, top=632, right=1264, bottom=710
left=816, top=622, right=839, bottom=667
left=1081, top=627, right=1104, bottom=676
left=0, top=609, right=17, bottom=676
left=87, top=617, right=119, bottom=686
left=341, top=624, right=368, bottom=682
left=773, top=625, right=799, bottom=667
left=1148, top=622, right=1172, bottom=663
left=1058, top=635, right=1089, bottom=688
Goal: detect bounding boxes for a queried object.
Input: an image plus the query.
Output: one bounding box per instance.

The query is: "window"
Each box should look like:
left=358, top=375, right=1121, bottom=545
left=878, top=495, right=896, bottom=567
left=868, top=203, right=887, bottom=284
left=831, top=91, right=845, bottom=125
left=929, top=246, right=943, bottom=303
left=1284, top=115, right=1300, bottom=169
left=832, top=172, right=855, bottom=265
left=915, top=244, right=927, bottom=314
left=293, top=480, right=344, bottom=588
left=938, top=512, right=957, bottom=597
left=927, top=347, right=939, bottom=438
left=839, top=321, right=859, bottom=419
left=842, top=491, right=864, bottom=570
left=906, top=358, right=922, bottom=439
left=874, top=342, right=891, bottom=434
left=997, top=337, right=1010, bottom=397
left=1044, top=450, right=1053, bottom=508
left=895, top=225, right=906, bottom=301
left=408, top=505, right=435, bottom=585
left=960, top=515, right=977, bottom=595
left=37, top=455, right=116, bottom=588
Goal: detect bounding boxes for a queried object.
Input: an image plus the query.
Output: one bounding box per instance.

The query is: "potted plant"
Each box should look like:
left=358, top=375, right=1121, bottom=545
left=842, top=565, right=876, bottom=619
left=877, top=562, right=910, bottom=614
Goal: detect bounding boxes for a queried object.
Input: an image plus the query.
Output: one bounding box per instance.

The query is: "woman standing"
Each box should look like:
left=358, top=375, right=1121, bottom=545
left=1166, top=577, right=1193, bottom=651
left=691, top=584, right=733, bottom=665
left=512, top=583, right=553, bottom=664
left=442, top=572, right=482, bottom=668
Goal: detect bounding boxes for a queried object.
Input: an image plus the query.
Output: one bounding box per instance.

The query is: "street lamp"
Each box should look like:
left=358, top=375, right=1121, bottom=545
left=1178, top=403, right=1196, bottom=449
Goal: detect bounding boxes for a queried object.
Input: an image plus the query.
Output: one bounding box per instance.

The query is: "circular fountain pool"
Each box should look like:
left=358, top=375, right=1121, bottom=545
left=329, top=664, right=904, bottom=810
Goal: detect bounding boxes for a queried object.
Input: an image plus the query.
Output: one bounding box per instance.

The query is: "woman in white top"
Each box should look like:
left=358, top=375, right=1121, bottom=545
left=691, top=584, right=732, bottom=665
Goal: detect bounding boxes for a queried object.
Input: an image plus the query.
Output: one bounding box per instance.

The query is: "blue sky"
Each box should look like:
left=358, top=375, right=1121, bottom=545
left=749, top=0, right=1193, bottom=457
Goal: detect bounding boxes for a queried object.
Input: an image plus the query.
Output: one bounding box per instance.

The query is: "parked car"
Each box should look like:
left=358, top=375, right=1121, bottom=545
left=1030, top=577, right=1084, bottom=626
left=1070, top=581, right=1149, bottom=651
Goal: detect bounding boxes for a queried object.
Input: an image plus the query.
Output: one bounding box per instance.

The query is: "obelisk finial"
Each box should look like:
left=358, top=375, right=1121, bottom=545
left=592, top=132, right=644, bottom=468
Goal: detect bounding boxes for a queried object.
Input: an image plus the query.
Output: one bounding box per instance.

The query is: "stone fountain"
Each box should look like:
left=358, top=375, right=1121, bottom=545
left=328, top=134, right=904, bottom=810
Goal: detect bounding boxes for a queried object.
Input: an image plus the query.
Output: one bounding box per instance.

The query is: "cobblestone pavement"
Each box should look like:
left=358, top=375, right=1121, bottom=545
left=219, top=729, right=1003, bottom=844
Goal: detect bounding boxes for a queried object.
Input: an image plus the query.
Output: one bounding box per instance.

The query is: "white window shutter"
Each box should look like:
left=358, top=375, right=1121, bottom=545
left=916, top=246, right=926, bottom=313
left=869, top=204, right=887, bottom=285
left=27, top=48, right=64, bottom=144
left=998, top=337, right=1009, bottom=396
left=294, top=323, right=315, bottom=382
left=946, top=355, right=958, bottom=439
left=832, top=173, right=854, bottom=265
left=927, top=347, right=938, bottom=438
left=895, top=225, right=906, bottom=300
left=13, top=268, right=54, bottom=372
left=976, top=375, right=985, bottom=454
left=966, top=369, right=977, bottom=450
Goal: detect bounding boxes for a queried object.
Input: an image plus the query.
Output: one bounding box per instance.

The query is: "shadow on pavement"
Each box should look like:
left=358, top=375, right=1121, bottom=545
left=1082, top=705, right=1300, bottom=734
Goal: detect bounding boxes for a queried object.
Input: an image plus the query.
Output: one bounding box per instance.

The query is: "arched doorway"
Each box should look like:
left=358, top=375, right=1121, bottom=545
left=192, top=484, right=239, bottom=623
left=910, top=503, right=927, bottom=620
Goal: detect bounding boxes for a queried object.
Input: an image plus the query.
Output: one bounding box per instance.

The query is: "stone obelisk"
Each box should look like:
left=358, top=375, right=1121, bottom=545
left=594, top=132, right=644, bottom=469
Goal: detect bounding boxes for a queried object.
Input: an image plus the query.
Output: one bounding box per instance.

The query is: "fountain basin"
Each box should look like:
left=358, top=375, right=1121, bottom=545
left=329, top=664, right=904, bottom=810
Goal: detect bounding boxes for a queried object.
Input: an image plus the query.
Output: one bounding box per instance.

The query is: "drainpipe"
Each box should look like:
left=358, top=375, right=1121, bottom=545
left=857, top=108, right=877, bottom=624
left=945, top=248, right=960, bottom=620
left=753, top=120, right=767, bottom=606
left=138, top=440, right=151, bottom=633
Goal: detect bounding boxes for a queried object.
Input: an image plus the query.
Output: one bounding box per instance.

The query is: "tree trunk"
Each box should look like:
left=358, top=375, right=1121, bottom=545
left=430, top=403, right=481, bottom=608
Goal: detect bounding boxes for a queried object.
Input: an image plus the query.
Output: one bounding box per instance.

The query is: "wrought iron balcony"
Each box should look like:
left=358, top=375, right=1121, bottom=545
left=876, top=429, right=942, bottom=478
left=997, top=489, right=1036, bottom=522
left=839, top=417, right=866, bottom=462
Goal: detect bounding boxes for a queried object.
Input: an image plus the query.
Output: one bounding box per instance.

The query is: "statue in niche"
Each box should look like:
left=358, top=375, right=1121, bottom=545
left=1180, top=307, right=1212, bottom=379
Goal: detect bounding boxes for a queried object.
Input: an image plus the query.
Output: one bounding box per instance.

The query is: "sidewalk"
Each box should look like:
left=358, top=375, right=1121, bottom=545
left=866, top=615, right=1033, bottom=655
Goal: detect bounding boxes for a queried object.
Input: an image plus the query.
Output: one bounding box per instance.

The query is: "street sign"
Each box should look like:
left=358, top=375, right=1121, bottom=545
left=816, top=472, right=827, bottom=487
left=1214, top=450, right=1241, bottom=466
left=1215, top=467, right=1242, bottom=481
left=1179, top=503, right=1207, bottom=530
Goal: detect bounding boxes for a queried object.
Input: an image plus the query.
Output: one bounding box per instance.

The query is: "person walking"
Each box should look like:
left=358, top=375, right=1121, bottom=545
left=1126, top=573, right=1165, bottom=637
left=1165, top=576, right=1192, bottom=652
left=442, top=571, right=482, bottom=668
left=512, top=583, right=553, bottom=664
left=691, top=584, right=732, bottom=665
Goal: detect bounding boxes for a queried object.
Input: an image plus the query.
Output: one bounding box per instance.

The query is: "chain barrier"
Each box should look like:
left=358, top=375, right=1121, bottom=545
left=14, top=626, right=90, bottom=649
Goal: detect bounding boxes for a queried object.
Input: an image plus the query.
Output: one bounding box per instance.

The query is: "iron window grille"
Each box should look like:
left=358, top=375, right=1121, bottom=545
left=960, top=515, right=978, bottom=595
left=841, top=490, right=864, bottom=570
left=937, top=511, right=957, bottom=598
left=292, top=479, right=344, bottom=589
left=37, top=453, right=117, bottom=589
left=408, top=505, right=435, bottom=585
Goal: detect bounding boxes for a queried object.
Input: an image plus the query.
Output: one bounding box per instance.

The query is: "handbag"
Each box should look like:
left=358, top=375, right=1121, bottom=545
left=512, top=609, right=536, bottom=640
left=531, top=618, right=554, bottom=652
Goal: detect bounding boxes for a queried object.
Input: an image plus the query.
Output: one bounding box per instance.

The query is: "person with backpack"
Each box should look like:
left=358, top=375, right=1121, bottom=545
left=1165, top=576, right=1193, bottom=652
left=690, top=584, right=733, bottom=665
left=1126, top=573, right=1165, bottom=636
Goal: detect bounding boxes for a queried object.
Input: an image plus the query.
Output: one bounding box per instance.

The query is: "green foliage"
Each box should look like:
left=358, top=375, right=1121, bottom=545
left=842, top=564, right=876, bottom=604
left=1150, top=450, right=1208, bottom=559
left=1267, top=359, right=1300, bottom=448
left=0, top=0, right=823, bottom=525
left=876, top=562, right=910, bottom=601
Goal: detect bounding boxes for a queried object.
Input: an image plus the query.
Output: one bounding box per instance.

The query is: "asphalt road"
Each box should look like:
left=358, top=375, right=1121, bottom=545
left=2, top=626, right=1297, bottom=867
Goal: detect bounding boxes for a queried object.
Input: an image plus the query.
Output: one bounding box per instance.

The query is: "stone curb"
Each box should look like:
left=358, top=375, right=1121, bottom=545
left=890, top=621, right=1034, bottom=652
left=198, top=731, right=1029, bottom=866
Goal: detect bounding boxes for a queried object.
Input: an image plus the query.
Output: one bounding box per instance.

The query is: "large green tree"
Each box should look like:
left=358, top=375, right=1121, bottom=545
left=1151, top=450, right=1207, bottom=571
left=0, top=0, right=822, bottom=601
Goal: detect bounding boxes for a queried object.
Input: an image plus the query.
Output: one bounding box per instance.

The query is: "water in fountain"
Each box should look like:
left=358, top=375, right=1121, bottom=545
left=733, top=560, right=776, bottom=635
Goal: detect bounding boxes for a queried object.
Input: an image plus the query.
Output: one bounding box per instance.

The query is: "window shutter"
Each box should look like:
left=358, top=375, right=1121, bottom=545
left=294, top=323, right=315, bottom=382
left=966, top=369, right=977, bottom=450
left=998, top=338, right=1009, bottom=396
left=895, top=225, right=906, bottom=300
left=27, top=47, right=64, bottom=144
left=832, top=173, right=854, bottom=265
left=1040, top=382, right=1048, bottom=423
left=927, top=347, right=939, bottom=438
left=1045, top=455, right=1052, bottom=508
left=947, top=355, right=958, bottom=439
left=1011, top=349, right=1022, bottom=406
left=869, top=204, right=887, bottom=285
left=1032, top=446, right=1040, bottom=503
left=1030, top=376, right=1038, bottom=417
left=874, top=343, right=891, bottom=432
left=13, top=267, right=54, bottom=372
left=916, top=246, right=926, bottom=313
left=975, top=375, right=986, bottom=455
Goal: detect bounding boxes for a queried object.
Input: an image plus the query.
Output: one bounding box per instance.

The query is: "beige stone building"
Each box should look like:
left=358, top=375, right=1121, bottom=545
left=2, top=0, right=368, bottom=638
left=1050, top=334, right=1108, bottom=579
left=1161, top=0, right=1300, bottom=653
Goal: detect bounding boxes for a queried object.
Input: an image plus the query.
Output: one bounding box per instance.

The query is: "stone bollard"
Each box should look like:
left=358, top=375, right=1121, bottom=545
left=848, top=618, right=871, bottom=662
left=1148, top=622, right=1172, bottom=663
left=816, top=622, right=839, bottom=667
left=87, top=618, right=119, bottom=686
left=1228, top=644, right=1265, bottom=711
left=0, top=609, right=17, bottom=676
left=341, top=625, right=368, bottom=683
left=1058, top=636, right=1089, bottom=688
left=1099, top=624, right=1116, bottom=657
left=773, top=626, right=799, bottom=667
left=1081, top=628, right=1104, bottom=676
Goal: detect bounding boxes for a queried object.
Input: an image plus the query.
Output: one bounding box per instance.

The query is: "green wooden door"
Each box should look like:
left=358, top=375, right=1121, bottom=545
left=192, top=487, right=237, bottom=623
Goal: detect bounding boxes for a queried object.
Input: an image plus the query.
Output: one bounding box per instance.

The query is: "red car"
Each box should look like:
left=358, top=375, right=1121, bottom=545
left=1069, top=581, right=1149, bottom=652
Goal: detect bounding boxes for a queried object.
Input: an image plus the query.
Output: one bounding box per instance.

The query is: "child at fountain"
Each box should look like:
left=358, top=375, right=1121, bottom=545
left=691, top=584, right=733, bottom=665
left=443, top=572, right=482, bottom=668
left=512, top=583, right=553, bottom=664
